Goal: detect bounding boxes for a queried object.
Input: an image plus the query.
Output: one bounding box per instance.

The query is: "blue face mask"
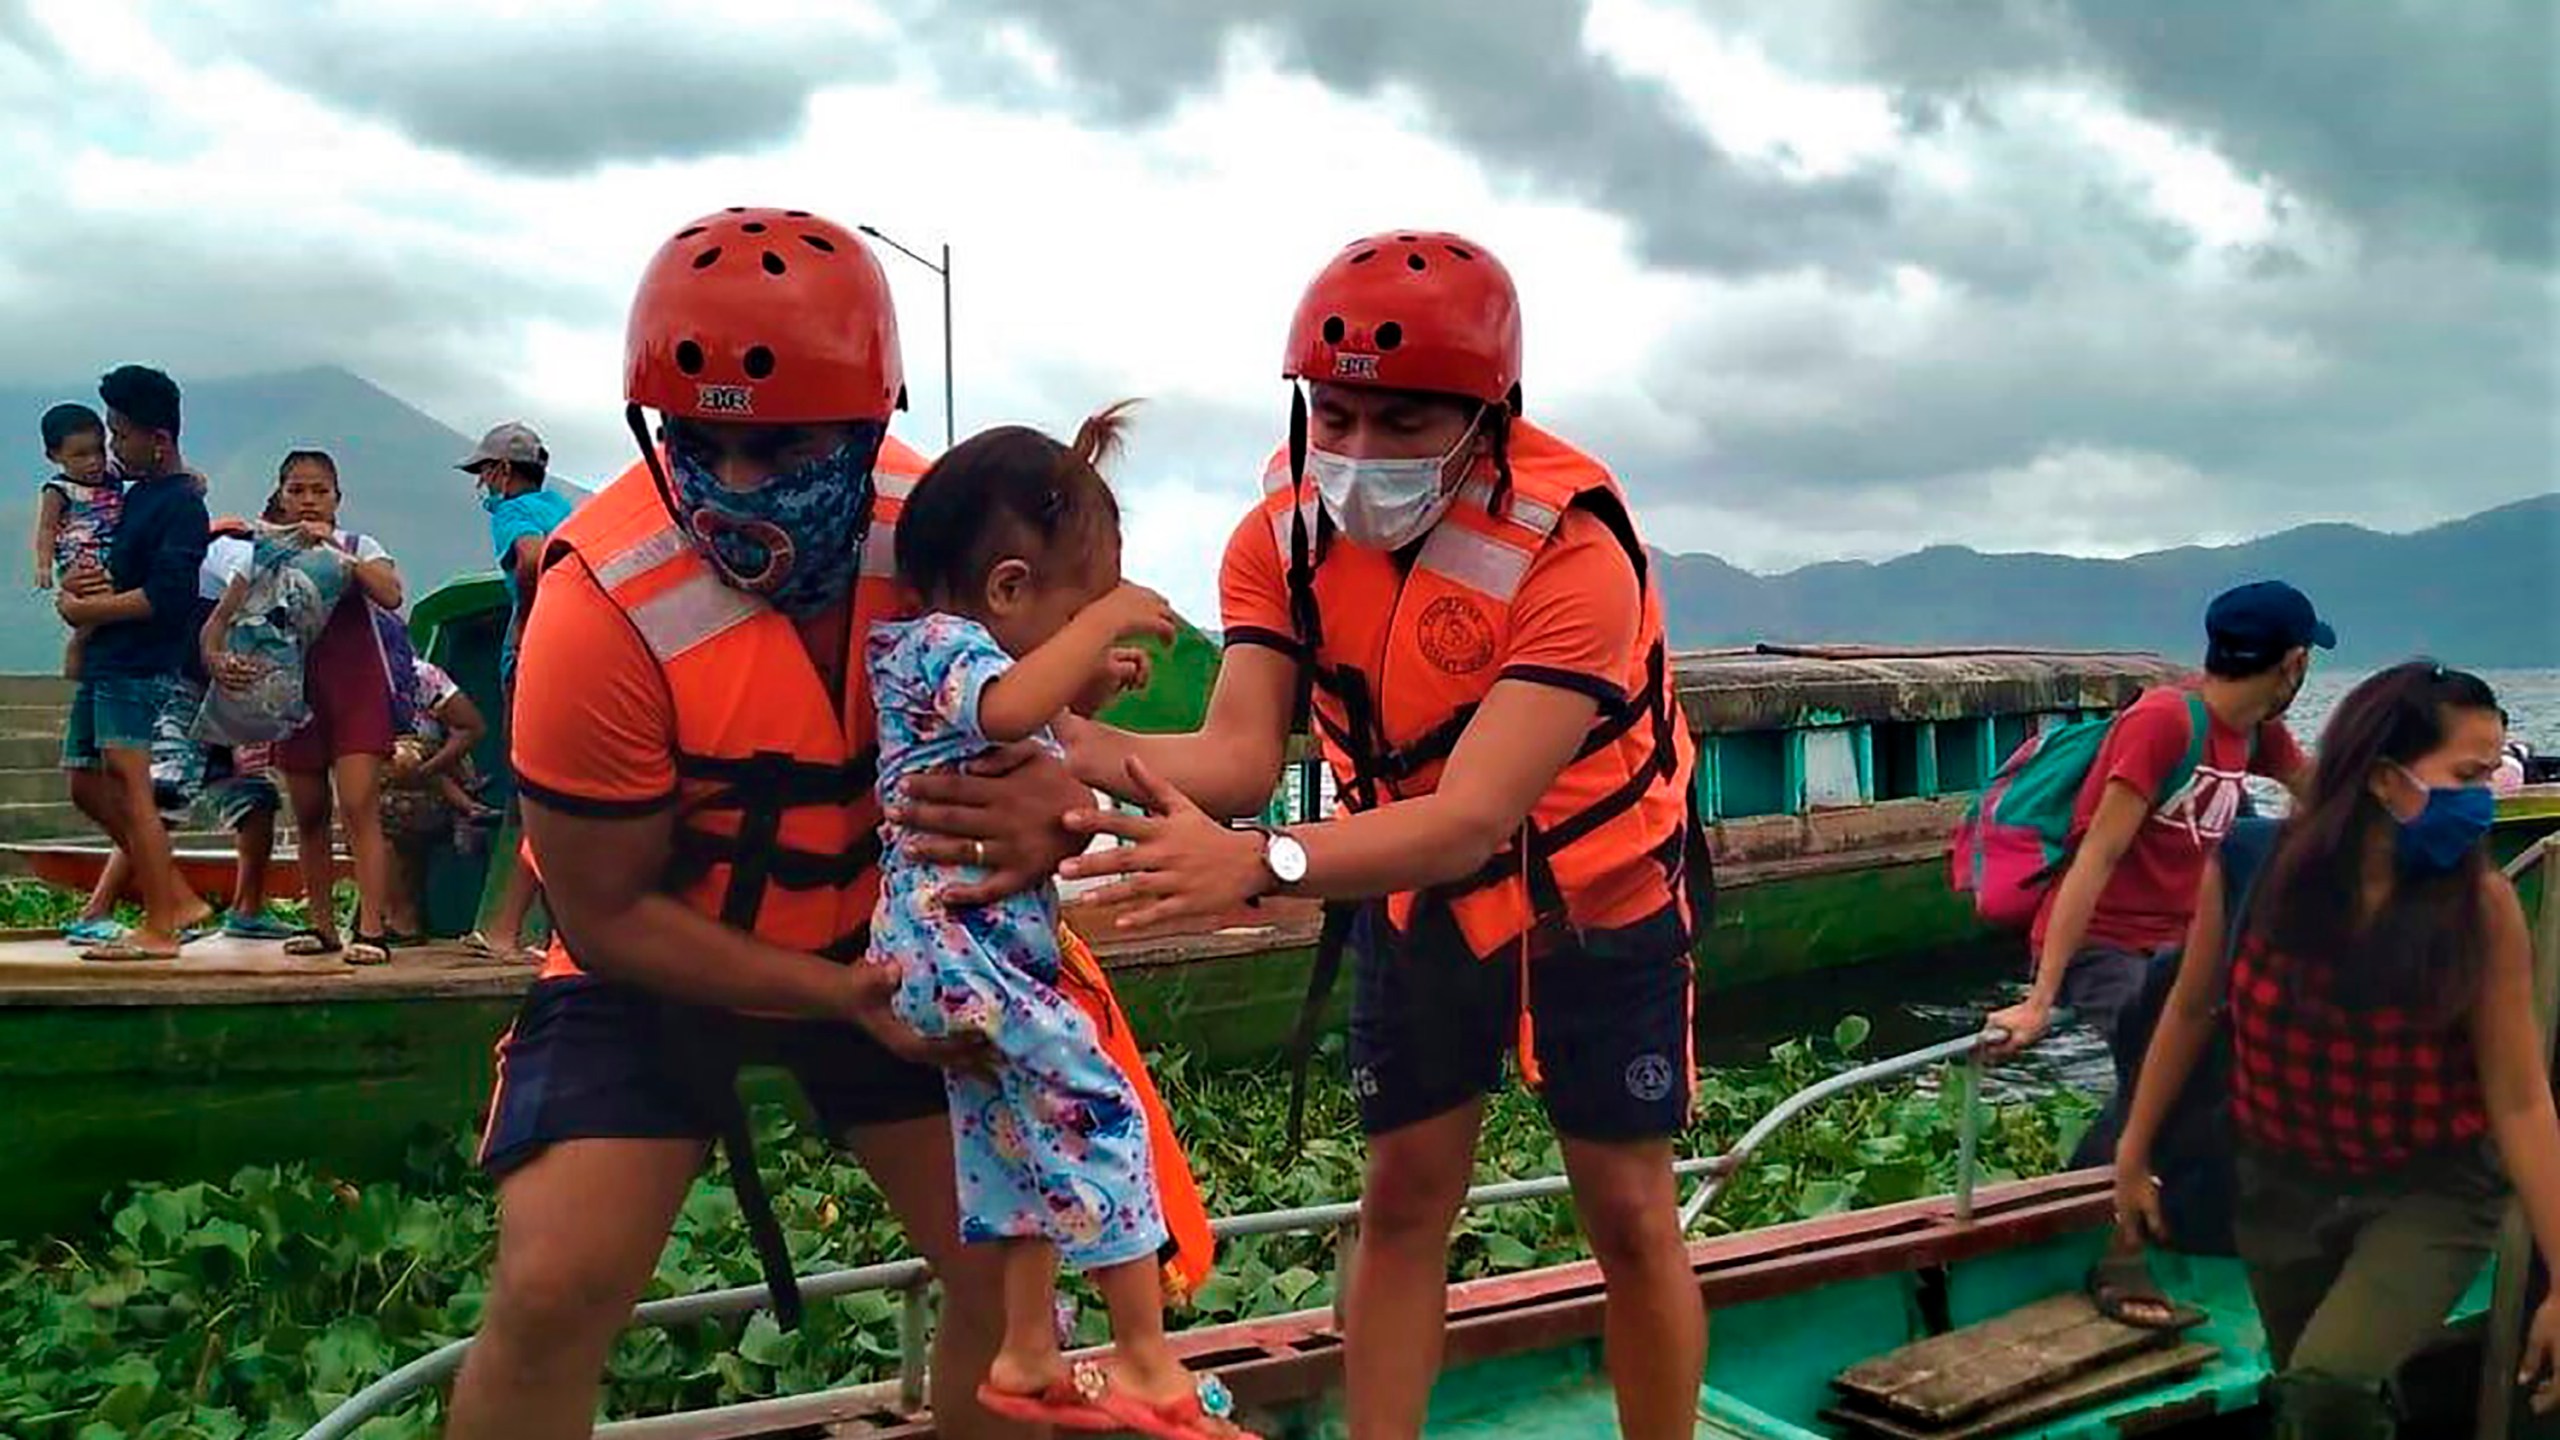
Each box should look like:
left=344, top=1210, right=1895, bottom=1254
left=664, top=424, right=885, bottom=617
left=2392, top=765, right=2496, bottom=875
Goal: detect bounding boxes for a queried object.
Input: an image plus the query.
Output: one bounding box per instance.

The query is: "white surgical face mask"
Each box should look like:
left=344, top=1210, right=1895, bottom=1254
left=1305, top=414, right=1481, bottom=551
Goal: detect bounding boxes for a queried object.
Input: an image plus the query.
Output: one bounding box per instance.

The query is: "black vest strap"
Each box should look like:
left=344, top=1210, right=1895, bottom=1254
left=666, top=748, right=879, bottom=931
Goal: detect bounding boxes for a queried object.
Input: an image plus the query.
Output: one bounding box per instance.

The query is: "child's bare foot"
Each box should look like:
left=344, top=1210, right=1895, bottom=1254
left=983, top=1347, right=1069, bottom=1399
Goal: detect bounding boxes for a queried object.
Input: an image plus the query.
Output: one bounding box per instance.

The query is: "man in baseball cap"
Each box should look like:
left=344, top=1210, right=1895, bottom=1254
left=458, top=420, right=574, bottom=963
left=2203, top=579, right=2336, bottom=675
left=455, top=420, right=549, bottom=475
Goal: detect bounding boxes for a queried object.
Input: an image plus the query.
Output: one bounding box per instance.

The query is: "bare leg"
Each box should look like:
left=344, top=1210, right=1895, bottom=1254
left=488, top=857, right=543, bottom=949
left=83, top=846, right=133, bottom=920
left=445, top=1138, right=703, bottom=1440
left=284, top=769, right=340, bottom=943
left=332, top=752, right=390, bottom=936
left=232, top=804, right=275, bottom=917
left=1343, top=1100, right=1484, bottom=1440
left=100, top=745, right=205, bottom=945
left=1090, top=1255, right=1196, bottom=1400
left=844, top=1112, right=1041, bottom=1440
left=1560, top=1135, right=1706, bottom=1440
left=985, top=1239, right=1065, bottom=1395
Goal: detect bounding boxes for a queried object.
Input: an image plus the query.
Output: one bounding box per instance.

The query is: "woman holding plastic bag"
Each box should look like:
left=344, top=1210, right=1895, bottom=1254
left=201, top=450, right=403, bottom=963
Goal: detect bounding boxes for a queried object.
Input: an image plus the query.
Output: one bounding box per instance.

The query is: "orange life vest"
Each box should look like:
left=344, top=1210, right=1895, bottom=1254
left=535, top=443, right=1213, bottom=1301
left=1258, top=419, right=1706, bottom=962
left=536, top=441, right=928, bottom=977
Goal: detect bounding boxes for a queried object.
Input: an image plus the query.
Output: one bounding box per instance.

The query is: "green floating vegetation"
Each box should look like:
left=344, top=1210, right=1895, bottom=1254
left=0, top=879, right=348, bottom=936
left=0, top=1022, right=2091, bottom=1439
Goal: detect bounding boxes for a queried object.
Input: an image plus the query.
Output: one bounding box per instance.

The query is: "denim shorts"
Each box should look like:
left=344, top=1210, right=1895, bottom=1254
left=62, top=673, right=175, bottom=770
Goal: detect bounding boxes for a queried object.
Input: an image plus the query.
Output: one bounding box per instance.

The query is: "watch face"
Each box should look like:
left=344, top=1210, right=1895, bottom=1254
left=1268, top=834, right=1310, bottom=884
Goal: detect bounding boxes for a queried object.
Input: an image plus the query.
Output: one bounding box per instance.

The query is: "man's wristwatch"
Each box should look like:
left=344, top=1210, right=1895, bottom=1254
left=1247, top=824, right=1309, bottom=902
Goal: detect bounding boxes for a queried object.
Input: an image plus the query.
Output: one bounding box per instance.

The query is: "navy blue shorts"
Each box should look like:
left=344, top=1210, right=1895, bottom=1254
left=477, top=975, right=947, bottom=1178
left=1347, top=903, right=1695, bottom=1143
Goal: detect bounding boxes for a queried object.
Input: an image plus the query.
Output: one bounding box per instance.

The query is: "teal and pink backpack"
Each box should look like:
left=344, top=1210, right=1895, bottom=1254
left=1951, top=690, right=2217, bottom=928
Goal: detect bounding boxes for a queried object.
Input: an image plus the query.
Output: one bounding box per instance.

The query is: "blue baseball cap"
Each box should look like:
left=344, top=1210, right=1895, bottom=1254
left=2205, top=580, right=2335, bottom=668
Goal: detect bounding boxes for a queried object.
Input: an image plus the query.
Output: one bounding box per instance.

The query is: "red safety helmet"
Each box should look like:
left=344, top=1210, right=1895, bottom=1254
left=1281, top=230, right=1522, bottom=411
left=624, top=207, right=905, bottom=425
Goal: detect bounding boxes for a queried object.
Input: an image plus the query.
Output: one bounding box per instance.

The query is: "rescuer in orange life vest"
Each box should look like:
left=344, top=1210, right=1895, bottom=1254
left=445, top=208, right=1106, bottom=1440
left=1034, top=230, right=1717, bottom=1440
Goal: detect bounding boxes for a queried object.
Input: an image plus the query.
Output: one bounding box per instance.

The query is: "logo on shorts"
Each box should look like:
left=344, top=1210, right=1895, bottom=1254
left=1350, top=1064, right=1382, bottom=1098
left=1624, top=1053, right=1676, bottom=1103
left=1333, top=352, right=1381, bottom=380
left=696, top=383, right=754, bottom=415
left=1416, top=595, right=1497, bottom=674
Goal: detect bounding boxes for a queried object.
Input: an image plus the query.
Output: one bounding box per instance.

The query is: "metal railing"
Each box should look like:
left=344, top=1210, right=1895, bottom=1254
left=296, top=832, right=2560, bottom=1440
left=298, top=1020, right=2016, bottom=1439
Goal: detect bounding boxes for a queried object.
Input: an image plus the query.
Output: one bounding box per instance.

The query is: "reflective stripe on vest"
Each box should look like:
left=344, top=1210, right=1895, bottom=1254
left=1259, top=420, right=1697, bottom=959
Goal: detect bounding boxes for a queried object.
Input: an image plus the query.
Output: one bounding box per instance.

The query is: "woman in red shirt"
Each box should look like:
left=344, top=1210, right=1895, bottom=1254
left=2114, top=661, right=2560, bottom=1437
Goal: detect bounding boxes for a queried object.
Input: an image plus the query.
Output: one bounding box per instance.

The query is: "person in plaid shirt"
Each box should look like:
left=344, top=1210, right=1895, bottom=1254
left=2113, top=661, right=2560, bottom=1438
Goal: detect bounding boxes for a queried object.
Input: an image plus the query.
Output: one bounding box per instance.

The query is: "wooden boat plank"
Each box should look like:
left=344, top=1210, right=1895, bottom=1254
left=1838, top=1295, right=2182, bottom=1425
left=1822, top=1341, right=2217, bottom=1439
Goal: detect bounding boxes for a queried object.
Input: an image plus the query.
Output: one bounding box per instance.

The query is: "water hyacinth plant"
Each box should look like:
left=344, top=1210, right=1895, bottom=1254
left=0, top=1022, right=2091, bottom=1438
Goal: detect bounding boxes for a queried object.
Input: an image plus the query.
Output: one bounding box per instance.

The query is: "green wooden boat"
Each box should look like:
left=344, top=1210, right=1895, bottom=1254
left=299, top=823, right=2555, bottom=1438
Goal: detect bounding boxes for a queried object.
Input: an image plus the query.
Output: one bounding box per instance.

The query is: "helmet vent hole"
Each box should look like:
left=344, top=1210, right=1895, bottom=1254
left=676, top=226, right=706, bottom=240
left=741, top=221, right=768, bottom=234
left=1375, top=322, right=1404, bottom=351
left=761, top=251, right=788, bottom=275
left=802, top=232, right=836, bottom=253
left=1397, top=233, right=1418, bottom=242
left=675, top=340, right=706, bottom=375
left=1321, top=315, right=1346, bottom=345
left=691, top=247, right=723, bottom=270
left=1446, top=244, right=1475, bottom=260
left=742, top=345, right=776, bottom=380
left=724, top=206, right=746, bottom=213
left=1406, top=253, right=1427, bottom=272
left=1350, top=248, right=1377, bottom=265
left=785, top=209, right=811, bottom=218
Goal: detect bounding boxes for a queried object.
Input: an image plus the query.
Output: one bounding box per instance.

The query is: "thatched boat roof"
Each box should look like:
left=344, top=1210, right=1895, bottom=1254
left=1672, top=644, right=2186, bottom=733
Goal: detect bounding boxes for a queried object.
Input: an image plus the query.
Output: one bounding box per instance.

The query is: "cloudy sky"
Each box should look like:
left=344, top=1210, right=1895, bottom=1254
left=3, top=0, right=2551, bottom=622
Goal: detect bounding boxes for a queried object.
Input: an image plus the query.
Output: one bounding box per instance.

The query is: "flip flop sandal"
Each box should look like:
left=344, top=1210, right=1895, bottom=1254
left=62, top=918, right=126, bottom=944
left=221, top=911, right=298, bottom=940
left=282, top=931, right=344, bottom=957
left=80, top=941, right=181, bottom=963
left=974, top=1366, right=1118, bottom=1432
left=1084, top=1363, right=1260, bottom=1440
left=2086, top=1252, right=2205, bottom=1331
left=344, top=936, right=392, bottom=967
left=460, top=931, right=504, bottom=957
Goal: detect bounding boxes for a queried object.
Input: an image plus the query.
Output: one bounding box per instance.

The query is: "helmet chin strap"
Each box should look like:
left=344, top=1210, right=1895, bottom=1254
left=627, top=403, right=685, bottom=533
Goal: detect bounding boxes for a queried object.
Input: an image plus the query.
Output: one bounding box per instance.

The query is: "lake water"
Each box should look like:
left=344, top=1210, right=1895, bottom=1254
left=1699, top=666, right=2560, bottom=1101
left=2286, top=666, right=2560, bottom=752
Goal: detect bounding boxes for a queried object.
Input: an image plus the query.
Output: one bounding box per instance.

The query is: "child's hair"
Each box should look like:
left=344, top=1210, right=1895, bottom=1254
left=895, top=402, right=1134, bottom=604
left=278, top=449, right=340, bottom=487
left=97, top=365, right=182, bottom=439
left=40, top=403, right=103, bottom=455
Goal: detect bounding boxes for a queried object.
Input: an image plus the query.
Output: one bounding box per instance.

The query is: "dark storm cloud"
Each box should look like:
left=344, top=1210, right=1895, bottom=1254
left=1733, top=0, right=2557, bottom=264
left=163, top=8, right=878, bottom=175
left=909, top=0, right=1913, bottom=282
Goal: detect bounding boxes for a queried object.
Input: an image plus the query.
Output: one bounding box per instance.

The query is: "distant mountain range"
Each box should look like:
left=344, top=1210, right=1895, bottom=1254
left=1, top=365, right=2550, bottom=673
left=0, top=366, right=585, bottom=672
left=1653, top=493, right=2558, bottom=668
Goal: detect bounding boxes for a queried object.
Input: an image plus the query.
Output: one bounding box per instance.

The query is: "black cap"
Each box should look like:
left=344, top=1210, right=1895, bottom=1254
left=2205, top=580, right=2336, bottom=668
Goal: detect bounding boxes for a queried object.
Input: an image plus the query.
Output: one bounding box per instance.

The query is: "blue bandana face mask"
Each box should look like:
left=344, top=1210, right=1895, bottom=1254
left=664, top=424, right=885, bottom=617
left=2391, top=764, right=2496, bottom=875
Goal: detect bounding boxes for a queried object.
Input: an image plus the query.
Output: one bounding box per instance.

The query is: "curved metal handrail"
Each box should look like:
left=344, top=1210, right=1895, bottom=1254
left=298, top=1017, right=2027, bottom=1440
